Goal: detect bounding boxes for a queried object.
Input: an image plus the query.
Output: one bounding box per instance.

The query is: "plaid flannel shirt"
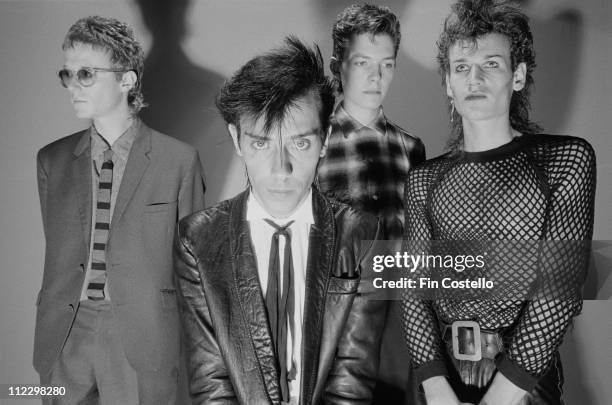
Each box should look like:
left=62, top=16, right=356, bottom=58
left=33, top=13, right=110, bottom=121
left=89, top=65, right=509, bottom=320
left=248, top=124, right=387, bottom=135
left=317, top=105, right=425, bottom=239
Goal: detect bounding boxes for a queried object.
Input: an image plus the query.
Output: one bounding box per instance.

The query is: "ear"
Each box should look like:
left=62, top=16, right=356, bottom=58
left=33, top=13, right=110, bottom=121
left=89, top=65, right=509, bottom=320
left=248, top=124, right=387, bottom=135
left=120, top=71, right=137, bottom=93
left=228, top=124, right=243, bottom=156
left=329, top=56, right=340, bottom=76
left=319, top=126, right=331, bottom=158
left=445, top=74, right=453, bottom=98
left=512, top=62, right=527, bottom=91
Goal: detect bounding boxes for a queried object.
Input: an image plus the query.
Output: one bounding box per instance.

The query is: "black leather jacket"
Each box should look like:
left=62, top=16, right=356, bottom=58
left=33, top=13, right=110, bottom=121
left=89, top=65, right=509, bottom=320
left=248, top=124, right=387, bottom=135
left=173, top=189, right=386, bottom=404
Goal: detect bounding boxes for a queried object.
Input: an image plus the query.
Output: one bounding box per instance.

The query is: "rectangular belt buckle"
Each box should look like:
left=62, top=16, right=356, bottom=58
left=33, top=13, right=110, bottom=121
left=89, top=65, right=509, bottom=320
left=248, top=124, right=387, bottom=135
left=451, top=320, right=482, bottom=361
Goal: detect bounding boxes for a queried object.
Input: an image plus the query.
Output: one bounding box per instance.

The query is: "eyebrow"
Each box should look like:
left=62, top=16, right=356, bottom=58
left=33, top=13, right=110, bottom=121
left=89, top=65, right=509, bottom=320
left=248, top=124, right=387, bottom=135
left=350, top=53, right=395, bottom=60
left=243, top=128, right=321, bottom=141
left=451, top=54, right=505, bottom=63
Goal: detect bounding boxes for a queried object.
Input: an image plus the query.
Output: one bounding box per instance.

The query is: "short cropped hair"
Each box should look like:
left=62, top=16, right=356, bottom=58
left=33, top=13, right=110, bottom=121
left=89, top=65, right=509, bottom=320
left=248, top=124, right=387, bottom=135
left=63, top=16, right=146, bottom=114
left=437, top=0, right=541, bottom=150
left=331, top=4, right=401, bottom=93
left=216, top=36, right=334, bottom=142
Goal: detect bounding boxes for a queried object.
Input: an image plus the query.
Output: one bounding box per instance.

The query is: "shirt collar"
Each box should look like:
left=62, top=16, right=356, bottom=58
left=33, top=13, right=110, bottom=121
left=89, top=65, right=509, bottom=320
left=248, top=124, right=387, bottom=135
left=90, top=119, right=140, bottom=163
left=334, top=103, right=387, bottom=138
left=247, top=188, right=314, bottom=227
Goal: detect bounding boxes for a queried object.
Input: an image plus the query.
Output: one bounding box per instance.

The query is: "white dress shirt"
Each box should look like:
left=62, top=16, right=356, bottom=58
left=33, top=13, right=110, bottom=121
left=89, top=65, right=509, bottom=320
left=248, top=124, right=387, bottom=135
left=246, top=189, right=314, bottom=404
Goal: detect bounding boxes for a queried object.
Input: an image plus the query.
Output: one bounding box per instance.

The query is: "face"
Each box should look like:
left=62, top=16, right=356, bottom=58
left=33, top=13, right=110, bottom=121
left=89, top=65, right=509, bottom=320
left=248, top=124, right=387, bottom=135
left=340, top=33, right=396, bottom=115
left=446, top=33, right=526, bottom=124
left=62, top=43, right=132, bottom=120
left=229, top=95, right=327, bottom=219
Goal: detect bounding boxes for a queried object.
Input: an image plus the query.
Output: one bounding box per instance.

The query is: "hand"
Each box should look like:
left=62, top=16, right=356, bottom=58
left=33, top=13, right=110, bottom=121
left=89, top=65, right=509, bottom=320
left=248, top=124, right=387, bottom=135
left=480, top=372, right=527, bottom=405
left=422, top=376, right=461, bottom=405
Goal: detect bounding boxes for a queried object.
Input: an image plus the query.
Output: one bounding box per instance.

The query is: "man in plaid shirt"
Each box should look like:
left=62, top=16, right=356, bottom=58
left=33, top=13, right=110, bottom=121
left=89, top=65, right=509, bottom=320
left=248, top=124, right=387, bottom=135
left=317, top=4, right=425, bottom=241
left=316, top=4, right=425, bottom=404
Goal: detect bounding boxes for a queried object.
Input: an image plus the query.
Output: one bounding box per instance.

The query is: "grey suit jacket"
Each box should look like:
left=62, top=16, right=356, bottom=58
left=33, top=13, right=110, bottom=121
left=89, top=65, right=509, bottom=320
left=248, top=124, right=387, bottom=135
left=34, top=122, right=206, bottom=376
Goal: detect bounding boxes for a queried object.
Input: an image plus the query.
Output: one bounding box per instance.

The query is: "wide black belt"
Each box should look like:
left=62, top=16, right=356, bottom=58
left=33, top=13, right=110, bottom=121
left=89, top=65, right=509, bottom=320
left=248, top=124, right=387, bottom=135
left=441, top=320, right=503, bottom=361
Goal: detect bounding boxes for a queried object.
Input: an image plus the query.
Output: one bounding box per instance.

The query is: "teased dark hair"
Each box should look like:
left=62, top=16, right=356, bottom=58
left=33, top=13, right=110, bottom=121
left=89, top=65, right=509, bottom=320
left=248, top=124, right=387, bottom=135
left=437, top=0, right=541, bottom=151
left=331, top=3, right=401, bottom=93
left=63, top=16, right=146, bottom=114
left=216, top=36, right=334, bottom=141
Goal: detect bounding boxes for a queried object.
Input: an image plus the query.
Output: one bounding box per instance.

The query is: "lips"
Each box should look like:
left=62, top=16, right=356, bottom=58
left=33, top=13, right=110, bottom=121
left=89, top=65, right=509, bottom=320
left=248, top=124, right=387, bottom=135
left=268, top=188, right=294, bottom=194
left=465, top=94, right=486, bottom=101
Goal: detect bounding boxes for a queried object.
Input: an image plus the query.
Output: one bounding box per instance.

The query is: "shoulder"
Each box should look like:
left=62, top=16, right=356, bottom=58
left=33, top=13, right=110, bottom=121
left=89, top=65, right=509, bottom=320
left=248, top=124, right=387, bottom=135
left=408, top=152, right=454, bottom=180
left=327, top=196, right=380, bottom=240
left=521, top=134, right=596, bottom=169
left=386, top=118, right=424, bottom=149
left=38, top=129, right=87, bottom=161
left=147, top=126, right=198, bottom=159
left=177, top=197, right=234, bottom=242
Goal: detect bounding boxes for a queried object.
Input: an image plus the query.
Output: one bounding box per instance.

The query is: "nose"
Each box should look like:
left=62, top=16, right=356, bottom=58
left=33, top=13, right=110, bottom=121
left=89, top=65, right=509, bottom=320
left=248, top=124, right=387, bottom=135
left=369, top=64, right=382, bottom=81
left=66, top=76, right=82, bottom=93
left=468, top=65, right=484, bottom=86
left=272, top=142, right=293, bottom=175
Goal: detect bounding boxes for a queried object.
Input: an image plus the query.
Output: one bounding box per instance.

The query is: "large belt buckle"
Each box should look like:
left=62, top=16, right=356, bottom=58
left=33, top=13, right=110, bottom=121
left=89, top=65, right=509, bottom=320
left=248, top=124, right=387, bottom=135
left=451, top=320, right=482, bottom=361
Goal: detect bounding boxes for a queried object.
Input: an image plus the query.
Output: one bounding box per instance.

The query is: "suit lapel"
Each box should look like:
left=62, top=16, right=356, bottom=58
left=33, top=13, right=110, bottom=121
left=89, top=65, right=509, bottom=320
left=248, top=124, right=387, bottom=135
left=111, top=123, right=151, bottom=227
left=229, top=190, right=281, bottom=403
left=301, top=189, right=335, bottom=403
left=72, top=129, right=93, bottom=249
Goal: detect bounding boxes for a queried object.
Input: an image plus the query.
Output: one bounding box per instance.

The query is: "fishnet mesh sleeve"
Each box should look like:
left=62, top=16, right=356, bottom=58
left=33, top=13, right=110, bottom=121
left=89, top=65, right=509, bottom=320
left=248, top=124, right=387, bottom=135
left=501, top=137, right=596, bottom=386
left=401, top=159, right=449, bottom=383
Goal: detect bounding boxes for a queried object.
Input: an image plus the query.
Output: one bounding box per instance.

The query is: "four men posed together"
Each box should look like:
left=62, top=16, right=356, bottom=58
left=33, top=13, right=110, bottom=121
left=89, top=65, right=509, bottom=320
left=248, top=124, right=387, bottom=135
left=35, top=1, right=596, bottom=404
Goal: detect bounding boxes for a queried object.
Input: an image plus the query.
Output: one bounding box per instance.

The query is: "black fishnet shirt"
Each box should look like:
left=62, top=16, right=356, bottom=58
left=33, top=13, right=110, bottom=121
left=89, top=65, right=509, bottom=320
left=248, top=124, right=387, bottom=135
left=401, top=134, right=596, bottom=391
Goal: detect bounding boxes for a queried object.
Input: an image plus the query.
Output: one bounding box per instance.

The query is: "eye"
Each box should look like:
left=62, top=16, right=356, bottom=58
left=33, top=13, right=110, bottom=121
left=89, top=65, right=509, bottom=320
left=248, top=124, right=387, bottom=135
left=252, top=139, right=269, bottom=150
left=454, top=64, right=469, bottom=73
left=484, top=60, right=499, bottom=68
left=293, top=138, right=311, bottom=151
left=383, top=61, right=395, bottom=69
left=78, top=68, right=95, bottom=80
left=353, top=60, right=367, bottom=67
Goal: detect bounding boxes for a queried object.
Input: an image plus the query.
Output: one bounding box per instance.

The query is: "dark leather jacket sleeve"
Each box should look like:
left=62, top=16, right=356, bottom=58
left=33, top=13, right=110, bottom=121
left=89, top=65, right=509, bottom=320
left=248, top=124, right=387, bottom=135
left=322, top=220, right=387, bottom=404
left=173, top=221, right=239, bottom=405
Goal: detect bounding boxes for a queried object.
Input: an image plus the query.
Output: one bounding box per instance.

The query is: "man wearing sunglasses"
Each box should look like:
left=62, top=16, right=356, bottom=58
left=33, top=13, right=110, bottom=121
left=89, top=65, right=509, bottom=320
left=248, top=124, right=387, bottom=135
left=34, top=16, right=205, bottom=404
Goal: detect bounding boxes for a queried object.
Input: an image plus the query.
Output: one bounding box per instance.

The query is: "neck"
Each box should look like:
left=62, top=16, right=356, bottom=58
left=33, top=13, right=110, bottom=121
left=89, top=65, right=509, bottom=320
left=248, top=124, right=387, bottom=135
left=93, top=108, right=134, bottom=146
left=342, top=100, right=380, bottom=127
left=462, top=116, right=517, bottom=152
left=251, top=188, right=312, bottom=220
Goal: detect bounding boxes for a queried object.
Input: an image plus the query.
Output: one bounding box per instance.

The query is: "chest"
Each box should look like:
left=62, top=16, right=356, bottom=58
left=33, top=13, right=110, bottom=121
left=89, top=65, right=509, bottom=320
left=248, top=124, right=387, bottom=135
left=428, top=156, right=549, bottom=239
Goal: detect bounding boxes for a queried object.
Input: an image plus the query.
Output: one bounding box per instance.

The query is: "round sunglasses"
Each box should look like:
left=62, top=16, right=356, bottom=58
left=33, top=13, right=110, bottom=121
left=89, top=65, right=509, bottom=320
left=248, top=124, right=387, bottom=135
left=58, top=67, right=129, bottom=88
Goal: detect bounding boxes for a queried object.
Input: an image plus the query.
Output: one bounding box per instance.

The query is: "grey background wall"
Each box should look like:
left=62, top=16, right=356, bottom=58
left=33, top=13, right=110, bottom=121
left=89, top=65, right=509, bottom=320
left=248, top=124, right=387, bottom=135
left=0, top=0, right=609, bottom=403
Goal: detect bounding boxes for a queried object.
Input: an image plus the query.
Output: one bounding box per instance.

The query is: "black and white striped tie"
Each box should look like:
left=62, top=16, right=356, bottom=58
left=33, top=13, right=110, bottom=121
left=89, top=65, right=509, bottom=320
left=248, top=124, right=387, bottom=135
left=87, top=148, right=113, bottom=300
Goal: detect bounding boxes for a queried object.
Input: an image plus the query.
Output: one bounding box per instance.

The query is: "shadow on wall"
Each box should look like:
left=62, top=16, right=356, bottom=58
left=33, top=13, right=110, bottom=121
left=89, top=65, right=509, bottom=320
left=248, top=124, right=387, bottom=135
left=531, top=9, right=582, bottom=134
left=529, top=9, right=591, bottom=405
left=134, top=0, right=236, bottom=206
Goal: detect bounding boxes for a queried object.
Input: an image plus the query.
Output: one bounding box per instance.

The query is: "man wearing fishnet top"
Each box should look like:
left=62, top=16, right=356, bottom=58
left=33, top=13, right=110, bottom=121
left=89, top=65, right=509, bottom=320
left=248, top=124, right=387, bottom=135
left=401, top=1, right=596, bottom=404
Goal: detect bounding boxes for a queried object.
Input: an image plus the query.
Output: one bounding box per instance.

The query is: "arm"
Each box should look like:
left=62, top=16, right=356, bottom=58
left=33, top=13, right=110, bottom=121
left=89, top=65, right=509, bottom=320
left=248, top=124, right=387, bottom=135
left=322, top=221, right=387, bottom=404
left=173, top=222, right=238, bottom=405
left=401, top=164, right=458, bottom=404
left=487, top=138, right=596, bottom=400
left=36, top=150, right=48, bottom=237
left=178, top=149, right=206, bottom=221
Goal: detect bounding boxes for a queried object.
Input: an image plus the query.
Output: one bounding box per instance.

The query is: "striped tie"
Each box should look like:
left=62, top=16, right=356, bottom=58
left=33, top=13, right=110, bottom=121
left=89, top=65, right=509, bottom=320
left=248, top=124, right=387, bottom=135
left=86, top=148, right=113, bottom=300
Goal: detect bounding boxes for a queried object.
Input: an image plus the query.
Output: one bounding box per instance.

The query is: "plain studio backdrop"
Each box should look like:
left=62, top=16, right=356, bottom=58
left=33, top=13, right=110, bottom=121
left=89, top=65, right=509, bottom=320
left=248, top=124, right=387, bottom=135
left=0, top=1, right=610, bottom=404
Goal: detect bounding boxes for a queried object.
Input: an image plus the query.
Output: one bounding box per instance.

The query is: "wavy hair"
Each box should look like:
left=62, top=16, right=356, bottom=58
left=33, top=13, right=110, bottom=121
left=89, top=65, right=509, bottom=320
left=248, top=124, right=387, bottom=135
left=437, top=0, right=541, bottom=151
left=63, top=16, right=146, bottom=114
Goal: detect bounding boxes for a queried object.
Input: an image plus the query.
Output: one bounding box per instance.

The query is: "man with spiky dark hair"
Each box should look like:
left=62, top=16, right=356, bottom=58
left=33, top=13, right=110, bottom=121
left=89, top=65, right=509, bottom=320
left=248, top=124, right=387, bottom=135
left=174, top=36, right=386, bottom=404
left=35, top=16, right=205, bottom=404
